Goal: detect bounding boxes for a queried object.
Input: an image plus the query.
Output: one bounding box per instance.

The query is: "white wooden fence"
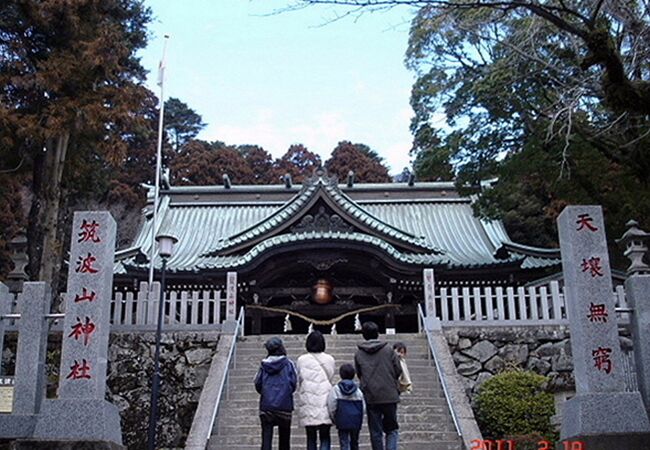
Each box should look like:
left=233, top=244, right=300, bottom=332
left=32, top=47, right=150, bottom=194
left=428, top=281, right=630, bottom=326
left=3, top=282, right=229, bottom=332
left=110, top=282, right=227, bottom=331
left=1, top=281, right=631, bottom=330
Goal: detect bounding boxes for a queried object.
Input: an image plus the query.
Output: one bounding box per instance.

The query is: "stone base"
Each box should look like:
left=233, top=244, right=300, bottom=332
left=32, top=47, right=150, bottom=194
left=10, top=440, right=125, bottom=450
left=31, top=399, right=122, bottom=446
left=0, top=415, right=36, bottom=439
left=559, top=434, right=650, bottom=450
left=561, top=392, right=650, bottom=439
left=423, top=317, right=441, bottom=331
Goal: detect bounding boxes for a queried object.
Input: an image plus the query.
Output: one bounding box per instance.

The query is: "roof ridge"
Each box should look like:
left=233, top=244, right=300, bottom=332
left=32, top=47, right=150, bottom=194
left=200, top=173, right=442, bottom=257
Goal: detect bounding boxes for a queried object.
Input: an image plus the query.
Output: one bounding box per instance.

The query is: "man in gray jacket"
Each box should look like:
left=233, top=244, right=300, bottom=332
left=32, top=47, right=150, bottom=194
left=354, top=321, right=402, bottom=450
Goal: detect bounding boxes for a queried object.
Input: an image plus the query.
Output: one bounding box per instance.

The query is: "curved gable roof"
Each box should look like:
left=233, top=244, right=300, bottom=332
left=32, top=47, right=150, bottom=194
left=201, top=171, right=441, bottom=256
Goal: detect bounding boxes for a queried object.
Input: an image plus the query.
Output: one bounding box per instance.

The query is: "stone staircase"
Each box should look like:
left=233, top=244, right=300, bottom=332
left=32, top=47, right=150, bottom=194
left=207, top=333, right=464, bottom=450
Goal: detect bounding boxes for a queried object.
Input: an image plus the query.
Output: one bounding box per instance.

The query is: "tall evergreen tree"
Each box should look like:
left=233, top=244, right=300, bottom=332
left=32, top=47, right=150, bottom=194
left=164, top=97, right=206, bottom=151
left=274, top=144, right=322, bottom=183
left=325, top=141, right=392, bottom=183
left=0, top=0, right=153, bottom=289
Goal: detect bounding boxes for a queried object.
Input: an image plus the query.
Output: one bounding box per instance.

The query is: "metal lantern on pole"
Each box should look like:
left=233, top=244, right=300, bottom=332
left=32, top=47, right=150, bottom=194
left=147, top=232, right=177, bottom=450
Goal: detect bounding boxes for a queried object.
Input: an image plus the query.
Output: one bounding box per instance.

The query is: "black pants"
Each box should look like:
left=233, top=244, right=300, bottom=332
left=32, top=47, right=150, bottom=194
left=306, top=424, right=331, bottom=450
left=260, top=411, right=292, bottom=450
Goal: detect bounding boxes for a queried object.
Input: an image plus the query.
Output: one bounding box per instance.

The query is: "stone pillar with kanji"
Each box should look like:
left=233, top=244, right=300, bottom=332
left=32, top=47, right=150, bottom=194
left=558, top=206, right=650, bottom=449
left=422, top=268, right=441, bottom=331
left=222, top=271, right=238, bottom=333
left=31, top=212, right=124, bottom=447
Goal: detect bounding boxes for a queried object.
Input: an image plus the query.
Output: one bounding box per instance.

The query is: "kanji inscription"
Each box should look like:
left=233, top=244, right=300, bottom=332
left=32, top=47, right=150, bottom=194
left=557, top=205, right=625, bottom=393
left=58, top=211, right=116, bottom=400
left=66, top=359, right=92, bottom=380
left=68, top=316, right=97, bottom=346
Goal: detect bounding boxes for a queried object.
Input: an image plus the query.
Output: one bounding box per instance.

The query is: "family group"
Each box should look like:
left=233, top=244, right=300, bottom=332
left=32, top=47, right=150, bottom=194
left=253, top=321, right=412, bottom=450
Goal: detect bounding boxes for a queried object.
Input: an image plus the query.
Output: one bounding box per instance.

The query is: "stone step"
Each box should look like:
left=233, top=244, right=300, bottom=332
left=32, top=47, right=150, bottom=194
left=214, top=416, right=456, bottom=436
left=208, top=439, right=463, bottom=450
left=210, top=430, right=462, bottom=447
left=209, top=335, right=463, bottom=450
left=222, top=389, right=446, bottom=402
left=217, top=403, right=452, bottom=421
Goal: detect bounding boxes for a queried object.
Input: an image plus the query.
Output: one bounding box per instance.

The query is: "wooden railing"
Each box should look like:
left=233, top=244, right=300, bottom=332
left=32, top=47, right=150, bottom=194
left=2, top=281, right=631, bottom=330
left=429, top=281, right=630, bottom=326
left=3, top=282, right=229, bottom=332
left=110, top=282, right=227, bottom=331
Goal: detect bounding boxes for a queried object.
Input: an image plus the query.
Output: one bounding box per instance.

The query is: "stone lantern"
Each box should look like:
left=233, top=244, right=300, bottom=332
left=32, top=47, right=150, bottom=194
left=616, top=220, right=650, bottom=275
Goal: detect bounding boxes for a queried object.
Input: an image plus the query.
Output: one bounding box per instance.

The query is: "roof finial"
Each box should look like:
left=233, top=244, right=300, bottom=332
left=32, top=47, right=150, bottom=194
left=222, top=173, right=231, bottom=189
left=347, top=170, right=354, bottom=188
left=408, top=171, right=415, bottom=187
left=283, top=173, right=292, bottom=188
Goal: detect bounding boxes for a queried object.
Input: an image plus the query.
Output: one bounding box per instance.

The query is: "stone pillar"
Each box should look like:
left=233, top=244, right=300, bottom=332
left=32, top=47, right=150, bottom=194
left=222, top=272, right=238, bottom=333
left=0, top=283, right=10, bottom=375
left=617, top=219, right=650, bottom=415
left=13, top=283, right=50, bottom=415
left=625, top=275, right=650, bottom=415
left=32, top=212, right=123, bottom=447
left=422, top=268, right=441, bottom=331
left=557, top=206, right=650, bottom=449
left=0, top=283, right=50, bottom=438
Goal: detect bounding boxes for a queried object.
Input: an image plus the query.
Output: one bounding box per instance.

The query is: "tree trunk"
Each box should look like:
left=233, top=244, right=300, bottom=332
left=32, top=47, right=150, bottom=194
left=27, top=132, right=70, bottom=299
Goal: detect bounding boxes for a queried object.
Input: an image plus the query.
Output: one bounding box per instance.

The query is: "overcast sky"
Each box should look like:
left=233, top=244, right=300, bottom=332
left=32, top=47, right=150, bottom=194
left=139, top=0, right=422, bottom=174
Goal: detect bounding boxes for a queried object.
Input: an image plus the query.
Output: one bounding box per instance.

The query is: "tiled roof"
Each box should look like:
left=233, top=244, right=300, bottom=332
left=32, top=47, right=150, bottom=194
left=116, top=179, right=560, bottom=274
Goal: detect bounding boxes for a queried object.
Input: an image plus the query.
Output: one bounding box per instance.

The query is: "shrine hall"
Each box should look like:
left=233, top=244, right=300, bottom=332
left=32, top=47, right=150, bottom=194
left=113, top=170, right=561, bottom=334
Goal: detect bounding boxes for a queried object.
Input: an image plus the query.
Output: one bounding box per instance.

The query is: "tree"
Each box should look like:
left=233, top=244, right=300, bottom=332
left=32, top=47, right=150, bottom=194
left=274, top=144, right=322, bottom=183
left=294, top=1, right=650, bottom=116
left=325, top=141, right=392, bottom=182
left=164, top=97, right=206, bottom=151
left=171, top=140, right=255, bottom=185
left=0, top=0, right=152, bottom=289
left=238, top=145, right=278, bottom=184
left=0, top=174, right=26, bottom=280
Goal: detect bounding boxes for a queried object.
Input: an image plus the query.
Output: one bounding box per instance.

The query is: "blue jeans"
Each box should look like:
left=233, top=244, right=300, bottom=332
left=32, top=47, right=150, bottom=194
left=367, top=403, right=399, bottom=450
left=306, top=424, right=331, bottom=450
left=338, top=428, right=360, bottom=450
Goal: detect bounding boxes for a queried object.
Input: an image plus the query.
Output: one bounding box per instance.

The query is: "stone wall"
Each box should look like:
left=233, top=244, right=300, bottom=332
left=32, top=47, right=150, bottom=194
left=444, top=326, right=633, bottom=402
left=107, top=331, right=219, bottom=449
left=1, top=331, right=219, bottom=450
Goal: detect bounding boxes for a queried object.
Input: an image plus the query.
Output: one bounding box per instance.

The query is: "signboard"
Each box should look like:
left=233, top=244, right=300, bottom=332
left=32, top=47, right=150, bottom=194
left=226, top=271, right=237, bottom=321
left=0, top=377, right=14, bottom=413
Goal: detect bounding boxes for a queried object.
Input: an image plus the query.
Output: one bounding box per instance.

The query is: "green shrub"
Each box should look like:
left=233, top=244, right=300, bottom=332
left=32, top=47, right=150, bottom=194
left=475, top=369, right=556, bottom=440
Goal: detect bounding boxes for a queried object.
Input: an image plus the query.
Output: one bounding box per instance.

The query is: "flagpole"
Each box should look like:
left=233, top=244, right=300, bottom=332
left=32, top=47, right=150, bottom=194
left=148, top=34, right=170, bottom=289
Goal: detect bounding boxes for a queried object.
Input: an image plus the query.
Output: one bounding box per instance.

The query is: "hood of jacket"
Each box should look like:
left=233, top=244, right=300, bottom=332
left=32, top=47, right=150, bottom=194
left=357, top=340, right=387, bottom=354
left=338, top=379, right=358, bottom=396
left=261, top=355, right=289, bottom=374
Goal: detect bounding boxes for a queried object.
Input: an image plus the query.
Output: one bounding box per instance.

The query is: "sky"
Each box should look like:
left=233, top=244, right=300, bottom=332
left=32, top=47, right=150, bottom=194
left=139, top=1, right=421, bottom=174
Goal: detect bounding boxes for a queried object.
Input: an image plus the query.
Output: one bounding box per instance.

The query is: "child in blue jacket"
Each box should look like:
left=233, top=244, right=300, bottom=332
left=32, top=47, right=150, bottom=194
left=327, top=363, right=365, bottom=450
left=254, top=337, right=298, bottom=450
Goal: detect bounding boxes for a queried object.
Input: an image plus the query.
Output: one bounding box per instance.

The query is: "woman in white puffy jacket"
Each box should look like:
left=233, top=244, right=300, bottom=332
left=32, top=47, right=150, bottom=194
left=296, top=330, right=336, bottom=450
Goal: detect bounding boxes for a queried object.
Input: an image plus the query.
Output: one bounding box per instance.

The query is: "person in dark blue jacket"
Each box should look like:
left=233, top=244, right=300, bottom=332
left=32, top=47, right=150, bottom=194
left=254, top=337, right=298, bottom=450
left=327, top=363, right=365, bottom=450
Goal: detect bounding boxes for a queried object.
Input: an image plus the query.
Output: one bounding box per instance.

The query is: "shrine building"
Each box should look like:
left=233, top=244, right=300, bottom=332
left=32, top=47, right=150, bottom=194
left=114, top=170, right=561, bottom=334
